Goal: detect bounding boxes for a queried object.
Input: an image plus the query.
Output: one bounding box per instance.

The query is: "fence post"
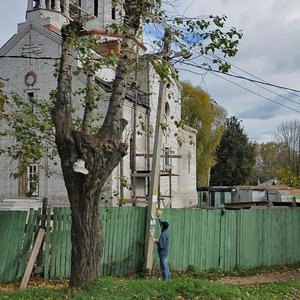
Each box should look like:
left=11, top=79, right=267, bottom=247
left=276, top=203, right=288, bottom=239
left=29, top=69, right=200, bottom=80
left=36, top=197, right=48, bottom=275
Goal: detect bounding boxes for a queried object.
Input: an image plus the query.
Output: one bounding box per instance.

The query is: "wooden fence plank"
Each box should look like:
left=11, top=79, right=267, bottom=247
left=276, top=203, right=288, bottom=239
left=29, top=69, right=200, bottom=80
left=17, top=209, right=38, bottom=279
left=55, top=208, right=63, bottom=278
left=2, top=207, right=300, bottom=283
left=0, top=211, right=27, bottom=281
left=44, top=207, right=52, bottom=279
left=20, top=228, right=45, bottom=289
left=64, top=208, right=72, bottom=278
left=50, top=208, right=58, bottom=279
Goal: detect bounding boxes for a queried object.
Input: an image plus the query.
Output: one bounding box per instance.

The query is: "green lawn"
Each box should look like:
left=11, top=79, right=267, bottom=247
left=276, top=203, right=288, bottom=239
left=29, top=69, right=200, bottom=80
left=0, top=276, right=299, bottom=300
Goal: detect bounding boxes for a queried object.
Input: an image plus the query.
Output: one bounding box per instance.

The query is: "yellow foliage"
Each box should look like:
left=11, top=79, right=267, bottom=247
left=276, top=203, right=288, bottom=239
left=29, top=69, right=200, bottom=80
left=181, top=81, right=227, bottom=185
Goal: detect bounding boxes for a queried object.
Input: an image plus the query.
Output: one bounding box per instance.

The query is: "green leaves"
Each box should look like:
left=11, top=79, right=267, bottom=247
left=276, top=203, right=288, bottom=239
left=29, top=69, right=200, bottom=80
left=0, top=92, right=55, bottom=178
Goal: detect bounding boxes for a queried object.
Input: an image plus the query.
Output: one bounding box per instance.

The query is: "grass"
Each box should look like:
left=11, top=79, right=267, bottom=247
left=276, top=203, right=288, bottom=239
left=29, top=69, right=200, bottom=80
left=0, top=276, right=299, bottom=300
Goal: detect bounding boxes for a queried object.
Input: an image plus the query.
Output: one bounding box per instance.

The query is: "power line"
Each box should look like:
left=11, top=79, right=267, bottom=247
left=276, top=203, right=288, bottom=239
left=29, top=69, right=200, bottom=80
left=178, top=66, right=300, bottom=114
left=208, top=52, right=300, bottom=99
left=203, top=54, right=300, bottom=106
left=180, top=60, right=300, bottom=94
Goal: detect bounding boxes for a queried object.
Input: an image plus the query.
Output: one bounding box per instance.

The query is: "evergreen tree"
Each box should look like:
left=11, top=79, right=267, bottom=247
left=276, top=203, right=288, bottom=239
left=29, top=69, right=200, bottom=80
left=210, top=116, right=256, bottom=186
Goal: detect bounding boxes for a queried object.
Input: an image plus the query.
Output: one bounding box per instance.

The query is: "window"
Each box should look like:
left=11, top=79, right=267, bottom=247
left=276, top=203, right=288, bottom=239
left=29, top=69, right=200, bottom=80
left=164, top=101, right=170, bottom=117
left=27, top=164, right=39, bottom=196
left=27, top=92, right=36, bottom=113
left=112, top=6, right=116, bottom=20
left=187, top=151, right=191, bottom=173
left=33, top=0, right=40, bottom=9
left=94, top=0, right=98, bottom=16
left=163, top=147, right=172, bottom=171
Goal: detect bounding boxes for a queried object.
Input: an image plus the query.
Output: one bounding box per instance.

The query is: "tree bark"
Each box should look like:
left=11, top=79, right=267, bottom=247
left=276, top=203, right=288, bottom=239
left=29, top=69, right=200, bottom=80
left=51, top=0, right=143, bottom=287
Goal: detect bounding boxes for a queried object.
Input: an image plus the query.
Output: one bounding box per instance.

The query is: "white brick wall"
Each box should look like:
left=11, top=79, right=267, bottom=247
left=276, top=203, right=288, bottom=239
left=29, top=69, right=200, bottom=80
left=0, top=5, right=197, bottom=208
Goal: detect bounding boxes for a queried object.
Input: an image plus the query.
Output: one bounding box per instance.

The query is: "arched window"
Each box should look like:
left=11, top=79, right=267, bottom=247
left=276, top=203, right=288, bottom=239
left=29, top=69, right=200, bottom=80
left=164, top=101, right=170, bottom=117
left=188, top=151, right=191, bottom=174
left=33, top=0, right=40, bottom=8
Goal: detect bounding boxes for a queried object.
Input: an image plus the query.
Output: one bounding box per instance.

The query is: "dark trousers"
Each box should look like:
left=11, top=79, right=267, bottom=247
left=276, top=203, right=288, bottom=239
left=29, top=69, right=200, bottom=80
left=159, top=254, right=171, bottom=280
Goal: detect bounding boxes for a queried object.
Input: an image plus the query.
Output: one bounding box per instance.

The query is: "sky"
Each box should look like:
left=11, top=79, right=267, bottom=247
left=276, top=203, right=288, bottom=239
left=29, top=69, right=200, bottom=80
left=174, top=0, right=300, bottom=143
left=1, top=1, right=300, bottom=143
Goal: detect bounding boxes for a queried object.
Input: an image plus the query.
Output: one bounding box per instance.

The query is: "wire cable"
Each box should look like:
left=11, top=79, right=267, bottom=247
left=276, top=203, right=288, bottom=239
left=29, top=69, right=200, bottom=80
left=177, top=66, right=300, bottom=114
left=208, top=51, right=300, bottom=99
left=203, top=54, right=300, bottom=106
left=179, top=60, right=300, bottom=94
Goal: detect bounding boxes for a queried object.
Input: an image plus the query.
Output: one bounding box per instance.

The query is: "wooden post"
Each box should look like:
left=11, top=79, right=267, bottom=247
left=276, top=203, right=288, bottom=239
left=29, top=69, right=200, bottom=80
left=20, top=228, right=45, bottom=289
left=144, top=29, right=171, bottom=270
left=36, top=197, right=48, bottom=274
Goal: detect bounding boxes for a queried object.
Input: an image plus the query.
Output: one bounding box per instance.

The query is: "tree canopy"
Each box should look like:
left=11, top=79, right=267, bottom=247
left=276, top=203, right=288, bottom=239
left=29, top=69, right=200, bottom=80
left=210, top=116, right=256, bottom=186
left=181, top=81, right=226, bottom=186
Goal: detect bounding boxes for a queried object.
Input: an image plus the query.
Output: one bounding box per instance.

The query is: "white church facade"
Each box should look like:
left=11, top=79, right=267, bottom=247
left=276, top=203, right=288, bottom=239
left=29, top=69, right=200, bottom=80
left=0, top=0, right=197, bottom=208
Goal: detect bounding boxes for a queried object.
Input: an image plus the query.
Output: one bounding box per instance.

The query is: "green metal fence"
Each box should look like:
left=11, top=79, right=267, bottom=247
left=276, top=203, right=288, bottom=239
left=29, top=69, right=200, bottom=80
left=0, top=207, right=299, bottom=282
left=162, top=208, right=300, bottom=271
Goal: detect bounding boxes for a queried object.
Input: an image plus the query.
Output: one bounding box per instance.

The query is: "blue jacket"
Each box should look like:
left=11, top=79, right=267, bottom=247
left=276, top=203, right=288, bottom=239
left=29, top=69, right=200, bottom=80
left=156, top=227, right=169, bottom=257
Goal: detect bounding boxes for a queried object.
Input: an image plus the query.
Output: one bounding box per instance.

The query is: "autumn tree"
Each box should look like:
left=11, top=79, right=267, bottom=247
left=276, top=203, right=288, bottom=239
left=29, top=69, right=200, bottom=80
left=181, top=81, right=226, bottom=185
left=210, top=116, right=256, bottom=186
left=273, top=120, right=300, bottom=186
left=0, top=1, right=242, bottom=287
left=274, top=120, right=300, bottom=176
left=248, top=142, right=281, bottom=184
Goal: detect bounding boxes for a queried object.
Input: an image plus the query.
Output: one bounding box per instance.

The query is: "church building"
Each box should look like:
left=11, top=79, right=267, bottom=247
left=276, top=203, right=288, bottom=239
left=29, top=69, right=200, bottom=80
left=0, top=0, right=197, bottom=208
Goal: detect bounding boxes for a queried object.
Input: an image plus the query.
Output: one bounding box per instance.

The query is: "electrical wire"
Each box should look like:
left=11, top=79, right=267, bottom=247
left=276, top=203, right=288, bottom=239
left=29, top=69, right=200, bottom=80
left=177, top=66, right=300, bottom=114
left=208, top=52, right=300, bottom=99
left=178, top=60, right=300, bottom=94
left=203, top=54, right=300, bottom=106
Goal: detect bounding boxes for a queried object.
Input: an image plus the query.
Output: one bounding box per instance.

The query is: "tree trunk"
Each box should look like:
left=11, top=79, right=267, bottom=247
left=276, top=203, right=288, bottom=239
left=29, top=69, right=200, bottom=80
left=51, top=0, right=145, bottom=287
left=68, top=185, right=104, bottom=287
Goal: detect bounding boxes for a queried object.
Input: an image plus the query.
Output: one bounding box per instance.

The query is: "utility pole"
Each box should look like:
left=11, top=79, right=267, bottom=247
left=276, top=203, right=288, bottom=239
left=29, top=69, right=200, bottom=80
left=144, top=28, right=171, bottom=270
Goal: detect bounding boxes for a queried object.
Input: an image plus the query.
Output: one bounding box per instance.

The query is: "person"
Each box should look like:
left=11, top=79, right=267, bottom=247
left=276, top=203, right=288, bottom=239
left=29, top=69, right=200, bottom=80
left=154, top=219, right=171, bottom=281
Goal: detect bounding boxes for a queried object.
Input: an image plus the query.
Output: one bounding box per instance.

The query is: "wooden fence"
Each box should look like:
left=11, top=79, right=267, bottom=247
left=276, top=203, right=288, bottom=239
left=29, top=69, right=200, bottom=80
left=0, top=209, right=41, bottom=282
left=0, top=207, right=299, bottom=282
left=44, top=207, right=146, bottom=279
left=162, top=208, right=300, bottom=271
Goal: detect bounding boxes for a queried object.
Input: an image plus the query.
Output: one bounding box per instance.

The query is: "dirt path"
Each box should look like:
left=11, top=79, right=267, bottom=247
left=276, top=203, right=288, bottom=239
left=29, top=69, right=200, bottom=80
left=216, top=267, right=300, bottom=285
